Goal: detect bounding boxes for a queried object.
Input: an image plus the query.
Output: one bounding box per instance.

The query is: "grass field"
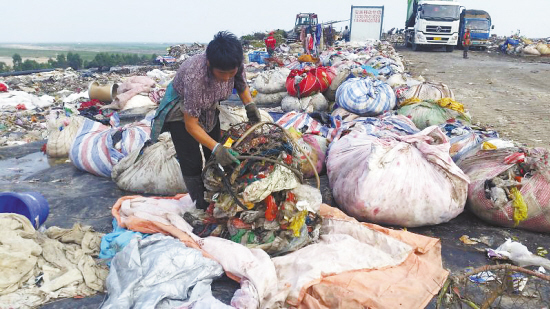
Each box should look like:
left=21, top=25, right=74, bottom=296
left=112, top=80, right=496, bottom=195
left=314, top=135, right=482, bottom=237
left=0, top=43, right=177, bottom=65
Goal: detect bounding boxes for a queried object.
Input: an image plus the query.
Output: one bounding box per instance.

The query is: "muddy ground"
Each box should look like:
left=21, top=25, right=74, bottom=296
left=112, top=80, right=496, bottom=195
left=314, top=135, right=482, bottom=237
left=397, top=46, right=550, bottom=149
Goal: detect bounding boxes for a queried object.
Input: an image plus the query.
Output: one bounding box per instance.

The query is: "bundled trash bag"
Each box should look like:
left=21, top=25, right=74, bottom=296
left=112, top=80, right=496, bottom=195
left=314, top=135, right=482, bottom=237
left=524, top=45, right=541, bottom=56
left=70, top=115, right=150, bottom=178
left=396, top=99, right=472, bottom=130
left=197, top=122, right=322, bottom=255
left=324, top=65, right=351, bottom=101
left=365, top=55, right=404, bottom=77
left=286, top=67, right=334, bottom=98
left=327, top=125, right=469, bottom=227
left=335, top=77, right=396, bottom=116
left=112, top=132, right=186, bottom=195
left=252, top=68, right=290, bottom=94
left=218, top=105, right=273, bottom=131
left=536, top=43, right=550, bottom=55
left=458, top=147, right=550, bottom=233
left=397, top=82, right=454, bottom=105
left=253, top=91, right=288, bottom=105
left=289, top=129, right=328, bottom=178
left=440, top=121, right=499, bottom=162
left=281, top=93, right=328, bottom=113
left=276, top=111, right=338, bottom=140
left=45, top=111, right=85, bottom=158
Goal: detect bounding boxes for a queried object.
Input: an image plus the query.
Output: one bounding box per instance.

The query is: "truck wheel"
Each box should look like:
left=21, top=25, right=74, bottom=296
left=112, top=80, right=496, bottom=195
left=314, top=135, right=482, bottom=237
left=412, top=43, right=420, bottom=51
left=446, top=45, right=454, bottom=52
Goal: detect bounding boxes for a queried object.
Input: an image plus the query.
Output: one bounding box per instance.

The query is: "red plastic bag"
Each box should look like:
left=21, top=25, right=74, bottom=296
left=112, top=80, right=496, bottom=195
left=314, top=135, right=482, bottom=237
left=0, top=82, right=8, bottom=92
left=286, top=67, right=334, bottom=98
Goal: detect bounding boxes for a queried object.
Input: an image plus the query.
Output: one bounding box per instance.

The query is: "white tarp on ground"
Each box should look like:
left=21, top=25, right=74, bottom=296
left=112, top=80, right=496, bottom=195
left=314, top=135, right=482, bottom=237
left=0, top=214, right=108, bottom=309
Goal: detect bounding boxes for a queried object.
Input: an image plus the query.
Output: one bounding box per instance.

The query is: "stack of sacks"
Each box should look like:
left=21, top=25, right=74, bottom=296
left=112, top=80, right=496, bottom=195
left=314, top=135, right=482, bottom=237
left=396, top=98, right=472, bottom=129
left=327, top=118, right=469, bottom=227
left=282, top=67, right=334, bottom=112
left=251, top=68, right=290, bottom=106
left=335, top=77, right=396, bottom=116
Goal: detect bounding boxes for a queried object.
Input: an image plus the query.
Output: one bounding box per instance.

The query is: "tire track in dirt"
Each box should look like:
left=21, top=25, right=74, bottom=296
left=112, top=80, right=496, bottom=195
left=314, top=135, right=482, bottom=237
left=398, top=47, right=550, bottom=149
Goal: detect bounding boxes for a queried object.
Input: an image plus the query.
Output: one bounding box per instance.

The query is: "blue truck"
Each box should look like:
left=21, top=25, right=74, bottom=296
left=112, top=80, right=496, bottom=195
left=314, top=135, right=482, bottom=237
left=458, top=9, right=493, bottom=50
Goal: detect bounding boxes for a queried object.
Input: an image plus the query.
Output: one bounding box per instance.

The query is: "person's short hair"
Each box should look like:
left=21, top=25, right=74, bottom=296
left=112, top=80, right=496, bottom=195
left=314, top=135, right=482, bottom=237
left=206, top=31, right=243, bottom=70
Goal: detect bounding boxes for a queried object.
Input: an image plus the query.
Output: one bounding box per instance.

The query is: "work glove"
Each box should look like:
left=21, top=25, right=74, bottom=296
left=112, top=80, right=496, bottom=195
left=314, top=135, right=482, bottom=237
left=245, top=102, right=261, bottom=124
left=213, top=143, right=240, bottom=166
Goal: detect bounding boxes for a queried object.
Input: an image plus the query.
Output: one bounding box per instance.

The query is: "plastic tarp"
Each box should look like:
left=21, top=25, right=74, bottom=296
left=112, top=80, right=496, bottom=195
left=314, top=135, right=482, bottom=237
left=0, top=91, right=55, bottom=110
left=440, top=121, right=499, bottom=162
left=335, top=77, right=396, bottom=116
left=110, top=196, right=449, bottom=309
left=327, top=124, right=470, bottom=227
left=101, top=234, right=227, bottom=309
left=458, top=147, right=550, bottom=233
left=0, top=214, right=108, bottom=309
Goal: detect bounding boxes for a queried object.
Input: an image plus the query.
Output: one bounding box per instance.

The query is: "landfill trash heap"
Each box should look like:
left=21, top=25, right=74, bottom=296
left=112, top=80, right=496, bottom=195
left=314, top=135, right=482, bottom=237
left=189, top=121, right=322, bottom=256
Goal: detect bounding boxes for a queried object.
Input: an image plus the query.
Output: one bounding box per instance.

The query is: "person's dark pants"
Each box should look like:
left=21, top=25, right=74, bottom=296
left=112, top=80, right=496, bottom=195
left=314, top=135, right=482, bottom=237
left=463, top=45, right=469, bottom=59
left=162, top=117, right=221, bottom=209
left=266, top=47, right=274, bottom=57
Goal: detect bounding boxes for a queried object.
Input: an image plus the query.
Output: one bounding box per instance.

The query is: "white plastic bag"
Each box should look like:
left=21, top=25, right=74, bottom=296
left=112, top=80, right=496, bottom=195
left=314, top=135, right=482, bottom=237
left=218, top=105, right=274, bottom=131
left=112, top=132, right=186, bottom=195
left=252, top=68, right=290, bottom=94
left=281, top=93, right=328, bottom=113
left=327, top=125, right=469, bottom=227
left=253, top=91, right=288, bottom=105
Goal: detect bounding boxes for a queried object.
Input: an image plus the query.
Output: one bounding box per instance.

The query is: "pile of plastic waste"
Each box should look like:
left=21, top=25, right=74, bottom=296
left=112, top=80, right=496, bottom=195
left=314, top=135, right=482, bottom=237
left=189, top=122, right=322, bottom=256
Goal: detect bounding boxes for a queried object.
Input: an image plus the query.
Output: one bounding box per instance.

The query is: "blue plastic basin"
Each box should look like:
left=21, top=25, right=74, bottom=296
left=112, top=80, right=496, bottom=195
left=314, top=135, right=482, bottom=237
left=0, top=192, right=49, bottom=227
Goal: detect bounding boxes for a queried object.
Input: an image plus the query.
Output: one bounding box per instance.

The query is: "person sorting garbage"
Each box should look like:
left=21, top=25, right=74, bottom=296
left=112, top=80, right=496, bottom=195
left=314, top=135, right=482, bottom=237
left=151, top=31, right=261, bottom=209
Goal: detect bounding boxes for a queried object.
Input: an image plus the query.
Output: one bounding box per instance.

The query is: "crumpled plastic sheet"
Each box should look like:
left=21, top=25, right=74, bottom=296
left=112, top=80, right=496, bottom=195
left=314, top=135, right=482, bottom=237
left=0, top=214, right=108, bottom=309
left=101, top=234, right=226, bottom=309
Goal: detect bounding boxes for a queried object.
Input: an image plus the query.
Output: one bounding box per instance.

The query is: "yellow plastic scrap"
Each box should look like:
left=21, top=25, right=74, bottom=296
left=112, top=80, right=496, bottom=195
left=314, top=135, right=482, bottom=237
left=400, top=97, right=422, bottom=107
left=251, top=89, right=258, bottom=97
left=482, top=141, right=497, bottom=150
left=288, top=210, right=307, bottom=237
left=436, top=98, right=465, bottom=113
left=510, top=187, right=528, bottom=226
left=224, top=137, right=235, bottom=148
left=287, top=127, right=302, bottom=140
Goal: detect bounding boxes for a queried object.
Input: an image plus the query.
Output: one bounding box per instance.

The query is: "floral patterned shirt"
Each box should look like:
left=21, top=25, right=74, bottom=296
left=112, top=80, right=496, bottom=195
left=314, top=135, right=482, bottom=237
left=165, top=53, right=246, bottom=132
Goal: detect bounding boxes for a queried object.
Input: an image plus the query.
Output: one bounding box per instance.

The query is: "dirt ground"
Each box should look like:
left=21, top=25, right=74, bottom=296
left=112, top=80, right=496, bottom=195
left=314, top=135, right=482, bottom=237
left=397, top=47, right=550, bottom=149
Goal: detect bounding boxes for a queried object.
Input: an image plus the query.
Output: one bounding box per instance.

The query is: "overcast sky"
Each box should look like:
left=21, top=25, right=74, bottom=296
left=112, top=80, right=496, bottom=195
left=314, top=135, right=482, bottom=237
left=1, top=0, right=548, bottom=43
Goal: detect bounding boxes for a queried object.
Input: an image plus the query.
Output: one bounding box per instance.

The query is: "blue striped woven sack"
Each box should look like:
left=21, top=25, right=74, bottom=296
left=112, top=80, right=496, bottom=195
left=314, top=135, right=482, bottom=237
left=335, top=77, right=396, bottom=116
left=69, top=114, right=151, bottom=178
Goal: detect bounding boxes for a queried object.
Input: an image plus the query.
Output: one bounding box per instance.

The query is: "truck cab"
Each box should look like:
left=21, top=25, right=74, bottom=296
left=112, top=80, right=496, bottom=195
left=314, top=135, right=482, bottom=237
left=286, top=13, right=318, bottom=43
left=405, top=0, right=461, bottom=52
left=458, top=10, right=492, bottom=50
